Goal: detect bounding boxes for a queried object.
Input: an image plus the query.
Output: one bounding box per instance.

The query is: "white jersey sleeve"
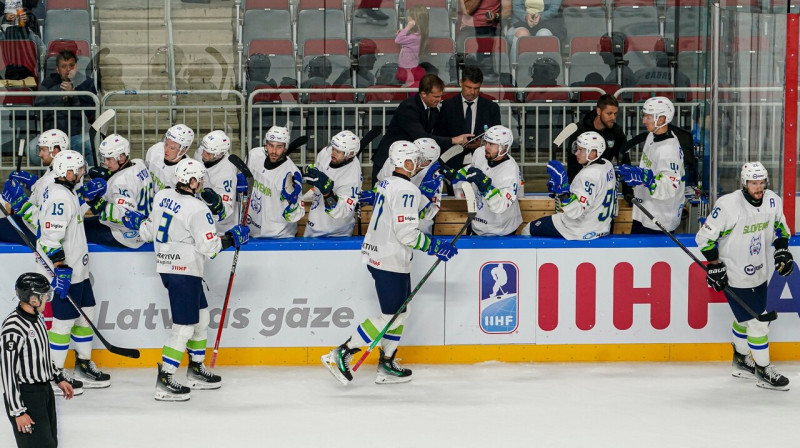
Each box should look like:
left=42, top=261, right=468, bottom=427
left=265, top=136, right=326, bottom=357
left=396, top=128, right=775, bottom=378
left=95, top=160, right=152, bottom=248
left=36, top=183, right=89, bottom=282
left=246, top=148, right=304, bottom=238
left=552, top=160, right=616, bottom=240
left=145, top=142, right=181, bottom=194
left=304, top=147, right=361, bottom=237
left=201, top=155, right=240, bottom=232
left=469, top=149, right=523, bottom=236
left=631, top=132, right=685, bottom=231
left=16, top=168, right=57, bottom=234
left=410, top=164, right=442, bottom=234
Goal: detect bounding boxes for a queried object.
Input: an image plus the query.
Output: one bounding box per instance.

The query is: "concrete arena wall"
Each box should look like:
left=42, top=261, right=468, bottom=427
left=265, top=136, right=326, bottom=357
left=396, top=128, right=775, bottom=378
left=2, top=235, right=800, bottom=368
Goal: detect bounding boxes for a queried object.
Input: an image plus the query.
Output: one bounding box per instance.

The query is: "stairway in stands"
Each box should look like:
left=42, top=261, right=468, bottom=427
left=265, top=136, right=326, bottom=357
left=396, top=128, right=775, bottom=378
left=95, top=0, right=240, bottom=159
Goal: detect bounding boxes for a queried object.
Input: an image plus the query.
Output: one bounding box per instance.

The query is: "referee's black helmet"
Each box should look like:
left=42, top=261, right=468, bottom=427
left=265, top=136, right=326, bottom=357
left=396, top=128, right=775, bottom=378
left=15, top=272, right=52, bottom=304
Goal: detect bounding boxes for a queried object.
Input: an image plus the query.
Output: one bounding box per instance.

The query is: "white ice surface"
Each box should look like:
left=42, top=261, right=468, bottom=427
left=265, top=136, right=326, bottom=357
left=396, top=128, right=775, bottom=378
left=2, top=361, right=800, bottom=447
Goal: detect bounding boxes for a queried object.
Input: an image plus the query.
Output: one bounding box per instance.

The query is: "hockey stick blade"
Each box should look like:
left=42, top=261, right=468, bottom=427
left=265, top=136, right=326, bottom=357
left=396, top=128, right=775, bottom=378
left=16, top=139, right=25, bottom=172
left=439, top=145, right=464, bottom=166
left=360, top=127, right=382, bottom=149
left=631, top=201, right=777, bottom=322
left=286, top=135, right=309, bottom=155
left=227, top=154, right=253, bottom=181
left=462, top=180, right=477, bottom=215
left=553, top=122, right=578, bottom=147
left=92, top=109, right=116, bottom=136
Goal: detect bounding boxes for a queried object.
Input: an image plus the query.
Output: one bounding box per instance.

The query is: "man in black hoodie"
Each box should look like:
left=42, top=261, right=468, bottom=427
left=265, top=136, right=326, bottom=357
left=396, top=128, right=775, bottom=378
left=565, top=94, right=628, bottom=182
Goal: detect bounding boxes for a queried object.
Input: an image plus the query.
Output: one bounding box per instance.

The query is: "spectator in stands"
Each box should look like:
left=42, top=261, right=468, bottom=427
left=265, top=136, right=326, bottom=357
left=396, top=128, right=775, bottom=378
left=526, top=56, right=560, bottom=86
left=375, top=62, right=403, bottom=86
left=301, top=55, right=333, bottom=89
left=354, top=0, right=390, bottom=26
left=419, top=61, right=439, bottom=77
left=395, top=5, right=428, bottom=87
left=459, top=0, right=504, bottom=39
left=506, top=0, right=566, bottom=52
left=436, top=65, right=501, bottom=167
left=31, top=50, right=97, bottom=166
left=356, top=39, right=378, bottom=88
left=371, top=74, right=473, bottom=184
left=565, top=94, right=628, bottom=183
left=1, top=0, right=40, bottom=38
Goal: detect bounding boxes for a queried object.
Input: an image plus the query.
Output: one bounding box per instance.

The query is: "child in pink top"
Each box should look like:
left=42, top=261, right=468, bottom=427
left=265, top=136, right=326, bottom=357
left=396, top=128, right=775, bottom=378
left=394, top=5, right=429, bottom=87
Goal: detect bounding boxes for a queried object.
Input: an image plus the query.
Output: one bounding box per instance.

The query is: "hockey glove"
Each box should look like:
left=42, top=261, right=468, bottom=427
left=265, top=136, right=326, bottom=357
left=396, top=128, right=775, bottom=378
left=620, top=165, right=656, bottom=191
left=419, top=163, right=443, bottom=200
left=303, top=166, right=334, bottom=196
left=281, top=171, right=303, bottom=204
left=425, top=236, right=458, bottom=262
left=2, top=179, right=29, bottom=214
left=546, top=160, right=569, bottom=195
left=358, top=189, right=376, bottom=206
left=225, top=224, right=250, bottom=249
left=200, top=188, right=225, bottom=218
left=236, top=172, right=248, bottom=194
left=88, top=166, right=113, bottom=182
left=9, top=170, right=37, bottom=190
left=774, top=248, right=794, bottom=277
left=51, top=266, right=73, bottom=300
left=438, top=163, right=459, bottom=182
left=121, top=209, right=146, bottom=231
left=706, top=261, right=728, bottom=292
left=77, top=178, right=107, bottom=203
left=462, top=167, right=493, bottom=195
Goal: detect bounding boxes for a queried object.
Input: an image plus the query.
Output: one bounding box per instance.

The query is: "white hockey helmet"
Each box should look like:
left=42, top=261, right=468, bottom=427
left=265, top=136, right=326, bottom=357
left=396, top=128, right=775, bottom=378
left=484, top=125, right=513, bottom=157
left=51, top=150, right=86, bottom=178
left=199, top=130, right=231, bottom=157
left=330, top=130, right=360, bottom=158
left=264, top=126, right=290, bottom=145
left=164, top=124, right=194, bottom=157
left=741, top=161, right=769, bottom=188
left=175, top=158, right=207, bottom=186
left=573, top=131, right=606, bottom=164
left=38, top=129, right=70, bottom=155
left=642, top=96, right=675, bottom=129
left=99, top=134, right=130, bottom=162
left=389, top=140, right=421, bottom=172
left=414, top=138, right=440, bottom=163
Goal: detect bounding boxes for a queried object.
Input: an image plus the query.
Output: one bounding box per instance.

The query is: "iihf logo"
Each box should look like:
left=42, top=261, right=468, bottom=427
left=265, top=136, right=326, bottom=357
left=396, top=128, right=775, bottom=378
left=479, top=262, right=519, bottom=334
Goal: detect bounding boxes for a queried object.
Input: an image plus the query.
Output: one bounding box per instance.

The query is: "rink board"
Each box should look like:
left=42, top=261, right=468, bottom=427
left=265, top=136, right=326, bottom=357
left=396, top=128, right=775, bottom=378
left=2, top=235, right=800, bottom=367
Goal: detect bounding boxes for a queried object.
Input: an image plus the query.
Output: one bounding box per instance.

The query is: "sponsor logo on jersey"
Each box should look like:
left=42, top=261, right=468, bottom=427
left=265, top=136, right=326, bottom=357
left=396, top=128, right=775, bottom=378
left=172, top=265, right=187, bottom=272
left=744, top=264, right=764, bottom=275
left=82, top=254, right=89, bottom=266
left=397, top=215, right=416, bottom=223
left=749, top=235, right=762, bottom=256
left=156, top=253, right=181, bottom=260
left=582, top=231, right=597, bottom=240
left=205, top=232, right=214, bottom=240
left=579, top=195, right=587, bottom=204
left=479, top=262, right=519, bottom=334
left=397, top=216, right=404, bottom=222
left=346, top=197, right=354, bottom=206
left=44, top=222, right=64, bottom=230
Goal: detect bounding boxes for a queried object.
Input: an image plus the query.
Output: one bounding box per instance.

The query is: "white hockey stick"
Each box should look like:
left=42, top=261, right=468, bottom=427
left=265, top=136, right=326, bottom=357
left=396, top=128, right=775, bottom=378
left=92, top=109, right=116, bottom=137
left=551, top=123, right=578, bottom=212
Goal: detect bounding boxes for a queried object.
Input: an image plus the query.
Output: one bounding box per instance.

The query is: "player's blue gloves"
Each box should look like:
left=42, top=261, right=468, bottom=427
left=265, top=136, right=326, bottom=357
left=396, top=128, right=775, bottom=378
left=200, top=188, right=225, bottom=219
left=225, top=224, right=250, bottom=249
left=2, top=179, right=29, bottom=214
left=303, top=165, right=334, bottom=196
left=9, top=170, right=37, bottom=190
left=774, top=246, right=794, bottom=277
left=438, top=163, right=459, bottom=182
left=460, top=167, right=493, bottom=195
left=236, top=172, right=248, bottom=194
left=546, top=160, right=569, bottom=195
left=51, top=266, right=73, bottom=300
left=620, top=165, right=656, bottom=191
left=358, top=189, right=376, bottom=206
left=77, top=178, right=107, bottom=203
left=706, top=261, right=728, bottom=292
left=121, top=209, right=146, bottom=231
left=425, top=235, right=458, bottom=262
left=419, top=162, right=443, bottom=200
left=88, top=166, right=113, bottom=182
left=281, top=171, right=302, bottom=204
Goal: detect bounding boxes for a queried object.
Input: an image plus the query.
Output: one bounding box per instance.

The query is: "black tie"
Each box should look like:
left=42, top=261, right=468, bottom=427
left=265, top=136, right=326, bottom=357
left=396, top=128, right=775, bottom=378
left=426, top=107, right=432, bottom=128
left=464, top=101, right=474, bottom=133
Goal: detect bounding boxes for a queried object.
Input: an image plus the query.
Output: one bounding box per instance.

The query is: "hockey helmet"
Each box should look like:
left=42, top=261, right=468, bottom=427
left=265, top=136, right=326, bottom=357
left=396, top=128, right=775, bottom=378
left=741, top=161, right=769, bottom=188
left=164, top=124, right=195, bottom=160
left=38, top=129, right=70, bottom=155
left=330, top=130, right=360, bottom=158
left=99, top=134, right=131, bottom=163
left=572, top=131, right=606, bottom=164
left=389, top=140, right=422, bottom=173
left=484, top=125, right=513, bottom=157
left=199, top=130, right=231, bottom=157
left=52, top=150, right=86, bottom=179
left=15, top=272, right=52, bottom=305
left=175, top=158, right=207, bottom=188
left=414, top=138, right=440, bottom=164
left=264, top=126, right=290, bottom=145
left=642, top=96, right=675, bottom=129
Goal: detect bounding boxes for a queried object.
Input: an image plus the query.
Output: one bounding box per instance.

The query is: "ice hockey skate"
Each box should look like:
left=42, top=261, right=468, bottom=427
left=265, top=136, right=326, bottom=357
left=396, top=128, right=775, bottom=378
left=155, top=363, right=191, bottom=401
left=755, top=364, right=790, bottom=391
left=186, top=360, right=222, bottom=390
left=321, top=339, right=360, bottom=385
left=75, top=355, right=111, bottom=388
left=375, top=348, right=412, bottom=384
left=731, top=347, right=755, bottom=380
left=354, top=8, right=389, bottom=25
left=53, top=372, right=84, bottom=397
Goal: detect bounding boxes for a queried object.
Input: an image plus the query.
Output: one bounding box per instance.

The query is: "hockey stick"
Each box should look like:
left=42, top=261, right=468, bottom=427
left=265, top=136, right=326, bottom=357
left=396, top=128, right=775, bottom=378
left=352, top=184, right=477, bottom=372
left=0, top=206, right=141, bottom=358
left=89, top=109, right=116, bottom=167
left=631, top=200, right=777, bottom=322
left=285, top=135, right=309, bottom=156
left=550, top=123, right=578, bottom=212
left=210, top=153, right=254, bottom=367
left=355, top=128, right=384, bottom=236
left=16, top=139, right=25, bottom=173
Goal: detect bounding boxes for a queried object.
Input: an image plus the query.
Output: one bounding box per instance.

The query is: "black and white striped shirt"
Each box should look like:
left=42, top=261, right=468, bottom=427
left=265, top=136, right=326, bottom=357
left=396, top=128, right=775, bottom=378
left=1, top=305, right=64, bottom=417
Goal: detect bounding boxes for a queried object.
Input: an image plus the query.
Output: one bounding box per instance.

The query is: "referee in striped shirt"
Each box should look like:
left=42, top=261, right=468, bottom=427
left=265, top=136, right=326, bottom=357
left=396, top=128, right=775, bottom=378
left=2, top=273, right=74, bottom=448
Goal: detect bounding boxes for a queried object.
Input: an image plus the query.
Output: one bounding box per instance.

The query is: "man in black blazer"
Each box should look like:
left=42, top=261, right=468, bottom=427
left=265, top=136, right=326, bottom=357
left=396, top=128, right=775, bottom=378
left=371, top=74, right=472, bottom=185
left=435, top=65, right=502, bottom=168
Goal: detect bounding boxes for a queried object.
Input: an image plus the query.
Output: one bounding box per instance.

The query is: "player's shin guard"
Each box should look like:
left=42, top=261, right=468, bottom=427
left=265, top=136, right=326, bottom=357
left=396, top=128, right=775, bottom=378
left=162, top=324, right=194, bottom=374
left=731, top=321, right=755, bottom=379
left=187, top=309, right=210, bottom=363
left=48, top=318, right=76, bottom=368
left=185, top=309, right=220, bottom=389
left=745, top=318, right=770, bottom=367
left=379, top=312, right=408, bottom=357
left=71, top=307, right=95, bottom=361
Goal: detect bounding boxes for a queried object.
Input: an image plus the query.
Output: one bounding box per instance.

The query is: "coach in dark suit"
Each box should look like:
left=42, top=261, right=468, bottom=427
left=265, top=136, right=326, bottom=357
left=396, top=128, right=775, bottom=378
left=371, top=74, right=472, bottom=185
left=435, top=66, right=502, bottom=168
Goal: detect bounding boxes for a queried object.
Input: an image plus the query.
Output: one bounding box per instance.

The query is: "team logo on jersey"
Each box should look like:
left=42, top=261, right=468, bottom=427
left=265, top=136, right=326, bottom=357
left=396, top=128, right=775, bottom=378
left=750, top=235, right=762, bottom=256
left=479, top=262, right=519, bottom=334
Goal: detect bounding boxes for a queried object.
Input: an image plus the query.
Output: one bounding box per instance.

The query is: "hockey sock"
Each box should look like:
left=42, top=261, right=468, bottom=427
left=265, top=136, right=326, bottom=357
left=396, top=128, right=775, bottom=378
left=49, top=318, right=77, bottom=368
left=349, top=313, right=408, bottom=355
left=745, top=318, right=770, bottom=366
left=187, top=309, right=210, bottom=363
left=71, top=307, right=95, bottom=361
left=380, top=312, right=408, bottom=357
left=731, top=320, right=750, bottom=355
left=162, top=324, right=194, bottom=374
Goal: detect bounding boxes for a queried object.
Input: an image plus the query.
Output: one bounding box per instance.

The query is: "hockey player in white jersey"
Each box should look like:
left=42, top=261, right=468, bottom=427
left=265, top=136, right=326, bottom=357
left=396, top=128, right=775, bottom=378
left=522, top=131, right=616, bottom=240
left=37, top=150, right=111, bottom=391
left=696, top=162, right=792, bottom=391
left=82, top=134, right=152, bottom=248
left=302, top=130, right=362, bottom=237
left=193, top=130, right=247, bottom=233
left=121, top=158, right=250, bottom=401
left=619, top=96, right=685, bottom=234
left=1, top=129, right=69, bottom=243
left=246, top=126, right=304, bottom=238
left=441, top=125, right=522, bottom=236
left=322, top=141, right=458, bottom=385
left=145, top=124, right=194, bottom=194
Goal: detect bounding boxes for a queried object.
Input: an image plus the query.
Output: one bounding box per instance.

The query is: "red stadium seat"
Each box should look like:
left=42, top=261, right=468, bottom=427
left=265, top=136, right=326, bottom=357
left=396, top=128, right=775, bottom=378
left=47, top=39, right=91, bottom=58
left=308, top=85, right=354, bottom=103
left=298, top=0, right=343, bottom=9
left=244, top=0, right=290, bottom=9
left=251, top=85, right=299, bottom=103
left=632, top=84, right=675, bottom=102
left=46, top=0, right=88, bottom=10
left=364, top=86, right=408, bottom=104
left=578, top=83, right=620, bottom=102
